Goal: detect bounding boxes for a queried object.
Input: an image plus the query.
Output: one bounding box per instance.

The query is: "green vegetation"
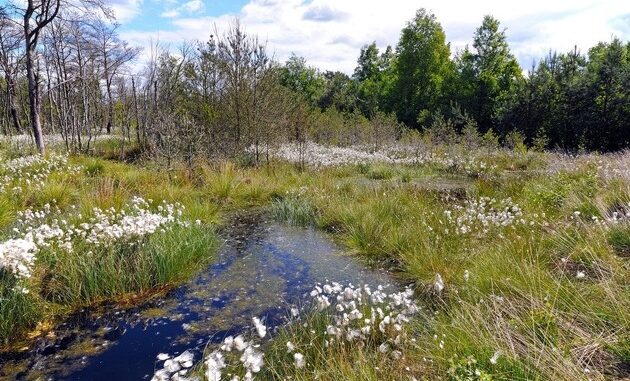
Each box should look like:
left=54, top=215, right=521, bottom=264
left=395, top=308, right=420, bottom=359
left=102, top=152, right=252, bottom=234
left=0, top=155, right=244, bottom=345
left=271, top=194, right=317, bottom=227
left=1, top=2, right=629, bottom=379
left=609, top=225, right=630, bottom=257
left=282, top=12, right=629, bottom=152
left=38, top=224, right=217, bottom=305
left=261, top=159, right=628, bottom=380
left=1, top=141, right=629, bottom=381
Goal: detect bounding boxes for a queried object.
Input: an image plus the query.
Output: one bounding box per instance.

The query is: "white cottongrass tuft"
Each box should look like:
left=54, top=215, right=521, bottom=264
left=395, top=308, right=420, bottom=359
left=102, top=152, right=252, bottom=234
left=152, top=282, right=421, bottom=380
left=252, top=317, right=267, bottom=338
left=293, top=353, right=305, bottom=368
left=0, top=238, right=38, bottom=281
left=2, top=197, right=190, bottom=294
left=433, top=273, right=445, bottom=294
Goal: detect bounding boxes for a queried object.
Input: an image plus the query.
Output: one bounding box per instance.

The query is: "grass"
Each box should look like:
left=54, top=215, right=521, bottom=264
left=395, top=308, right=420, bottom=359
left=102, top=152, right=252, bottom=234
left=1, top=144, right=629, bottom=381
left=36, top=224, right=217, bottom=305
left=0, top=272, right=43, bottom=343
left=0, top=153, right=308, bottom=346
left=0, top=155, right=234, bottom=345
left=270, top=194, right=317, bottom=226
left=608, top=225, right=630, bottom=257
left=261, top=312, right=421, bottom=381
left=254, top=152, right=629, bottom=380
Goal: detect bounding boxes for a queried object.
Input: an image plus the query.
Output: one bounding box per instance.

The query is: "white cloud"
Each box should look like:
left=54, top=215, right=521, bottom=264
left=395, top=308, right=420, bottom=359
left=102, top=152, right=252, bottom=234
left=158, top=0, right=206, bottom=19
left=120, top=0, right=630, bottom=74
left=110, top=0, right=144, bottom=23
left=161, top=10, right=180, bottom=18
left=182, top=0, right=204, bottom=13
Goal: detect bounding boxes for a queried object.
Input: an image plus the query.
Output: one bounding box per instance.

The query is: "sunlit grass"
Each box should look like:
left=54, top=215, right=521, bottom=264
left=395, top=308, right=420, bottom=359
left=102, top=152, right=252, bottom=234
left=35, top=224, right=216, bottom=305
left=1, top=143, right=630, bottom=380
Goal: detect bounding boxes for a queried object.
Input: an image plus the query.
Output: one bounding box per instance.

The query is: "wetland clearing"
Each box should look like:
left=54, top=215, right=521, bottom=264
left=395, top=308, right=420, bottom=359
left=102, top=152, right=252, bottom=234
left=0, top=4, right=629, bottom=379
left=0, top=138, right=628, bottom=381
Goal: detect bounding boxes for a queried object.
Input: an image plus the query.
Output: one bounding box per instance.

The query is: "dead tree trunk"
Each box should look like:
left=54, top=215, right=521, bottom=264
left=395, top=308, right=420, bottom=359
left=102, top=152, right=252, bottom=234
left=22, top=0, right=63, bottom=154
left=25, top=43, right=45, bottom=153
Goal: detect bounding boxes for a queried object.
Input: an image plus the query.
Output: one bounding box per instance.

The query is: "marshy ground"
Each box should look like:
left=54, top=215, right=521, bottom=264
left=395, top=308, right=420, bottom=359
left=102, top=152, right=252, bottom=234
left=0, top=138, right=629, bottom=381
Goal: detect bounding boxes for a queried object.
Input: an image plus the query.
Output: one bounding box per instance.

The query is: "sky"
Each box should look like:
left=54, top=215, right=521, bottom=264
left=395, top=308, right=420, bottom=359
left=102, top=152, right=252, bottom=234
left=25, top=0, right=630, bottom=73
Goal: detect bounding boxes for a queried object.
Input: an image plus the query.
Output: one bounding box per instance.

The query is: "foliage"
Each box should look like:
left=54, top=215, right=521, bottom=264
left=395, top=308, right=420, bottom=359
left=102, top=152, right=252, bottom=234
left=497, top=39, right=629, bottom=151
left=390, top=9, right=455, bottom=128
left=271, top=190, right=317, bottom=227
left=453, top=16, right=523, bottom=133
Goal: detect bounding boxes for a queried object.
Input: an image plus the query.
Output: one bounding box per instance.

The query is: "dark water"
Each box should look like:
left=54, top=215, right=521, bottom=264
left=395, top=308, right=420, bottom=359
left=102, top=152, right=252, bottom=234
left=0, top=213, right=392, bottom=380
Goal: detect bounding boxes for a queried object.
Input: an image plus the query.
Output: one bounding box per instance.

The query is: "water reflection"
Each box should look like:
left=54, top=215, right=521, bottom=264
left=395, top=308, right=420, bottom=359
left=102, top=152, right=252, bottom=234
left=0, top=212, right=392, bottom=381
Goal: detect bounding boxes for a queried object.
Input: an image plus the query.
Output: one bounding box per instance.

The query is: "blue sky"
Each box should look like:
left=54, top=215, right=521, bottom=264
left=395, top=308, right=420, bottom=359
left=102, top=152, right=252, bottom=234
left=113, top=0, right=249, bottom=31
left=6, top=0, right=630, bottom=73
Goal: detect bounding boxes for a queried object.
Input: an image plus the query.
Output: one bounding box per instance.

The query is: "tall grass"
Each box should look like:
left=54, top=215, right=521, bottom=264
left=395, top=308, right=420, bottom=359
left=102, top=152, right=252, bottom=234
left=2, top=143, right=630, bottom=381
left=270, top=196, right=317, bottom=226
left=0, top=273, right=42, bottom=345
left=262, top=312, right=422, bottom=381
left=36, top=224, right=216, bottom=305
left=253, top=160, right=630, bottom=380
left=0, top=153, right=227, bottom=345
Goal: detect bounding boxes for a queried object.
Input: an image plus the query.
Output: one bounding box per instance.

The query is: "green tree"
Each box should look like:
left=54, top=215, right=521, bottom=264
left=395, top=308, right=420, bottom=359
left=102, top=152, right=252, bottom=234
left=353, top=42, right=381, bottom=82
left=279, top=54, right=325, bottom=106
left=497, top=51, right=581, bottom=149
left=318, top=71, right=358, bottom=112
left=391, top=8, right=455, bottom=128
left=456, top=15, right=522, bottom=132
left=497, top=40, right=630, bottom=152
left=585, top=38, right=630, bottom=150
left=353, top=42, right=395, bottom=117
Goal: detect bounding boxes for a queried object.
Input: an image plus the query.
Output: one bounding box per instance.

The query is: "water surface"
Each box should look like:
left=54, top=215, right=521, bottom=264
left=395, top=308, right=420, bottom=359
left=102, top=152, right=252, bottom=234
left=0, top=212, right=392, bottom=380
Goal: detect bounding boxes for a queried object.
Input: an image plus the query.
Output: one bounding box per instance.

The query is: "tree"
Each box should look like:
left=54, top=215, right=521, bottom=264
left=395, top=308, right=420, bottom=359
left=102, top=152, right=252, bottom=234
left=455, top=15, right=522, bottom=132
left=353, top=42, right=380, bottom=82
left=391, top=8, right=454, bottom=128
left=216, top=20, right=269, bottom=154
left=0, top=11, right=23, bottom=134
left=318, top=70, right=357, bottom=112
left=353, top=42, right=395, bottom=117
left=6, top=0, right=108, bottom=153
left=87, top=20, right=139, bottom=134
left=495, top=40, right=630, bottom=152
left=279, top=54, right=325, bottom=107
left=585, top=39, right=630, bottom=150
left=23, top=0, right=63, bottom=153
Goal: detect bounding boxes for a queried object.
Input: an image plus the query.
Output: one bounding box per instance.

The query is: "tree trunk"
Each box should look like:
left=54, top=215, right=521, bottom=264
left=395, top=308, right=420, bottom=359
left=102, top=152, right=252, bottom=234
left=5, top=75, right=21, bottom=134
left=25, top=44, right=45, bottom=153
left=9, top=103, right=21, bottom=134
left=131, top=76, right=141, bottom=145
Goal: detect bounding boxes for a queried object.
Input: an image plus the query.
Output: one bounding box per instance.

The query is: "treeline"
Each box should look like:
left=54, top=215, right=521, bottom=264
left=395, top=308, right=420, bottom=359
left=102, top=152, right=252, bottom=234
left=1, top=2, right=401, bottom=163
left=0, top=1, right=139, bottom=152
left=282, top=10, right=629, bottom=152
left=0, top=4, right=628, bottom=160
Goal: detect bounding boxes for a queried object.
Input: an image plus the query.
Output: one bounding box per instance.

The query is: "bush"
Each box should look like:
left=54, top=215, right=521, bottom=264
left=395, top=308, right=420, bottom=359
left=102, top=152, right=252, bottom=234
left=503, top=131, right=527, bottom=153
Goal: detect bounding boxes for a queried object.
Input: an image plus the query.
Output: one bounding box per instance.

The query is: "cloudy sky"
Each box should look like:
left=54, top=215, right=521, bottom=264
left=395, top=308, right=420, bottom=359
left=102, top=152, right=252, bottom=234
left=110, top=0, right=630, bottom=74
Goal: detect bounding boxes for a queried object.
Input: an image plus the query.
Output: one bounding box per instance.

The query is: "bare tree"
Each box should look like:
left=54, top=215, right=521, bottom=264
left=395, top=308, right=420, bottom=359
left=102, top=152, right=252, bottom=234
left=6, top=0, right=108, bottom=153
left=23, top=0, right=62, bottom=153
left=87, top=20, right=139, bottom=134
left=0, top=11, right=24, bottom=135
